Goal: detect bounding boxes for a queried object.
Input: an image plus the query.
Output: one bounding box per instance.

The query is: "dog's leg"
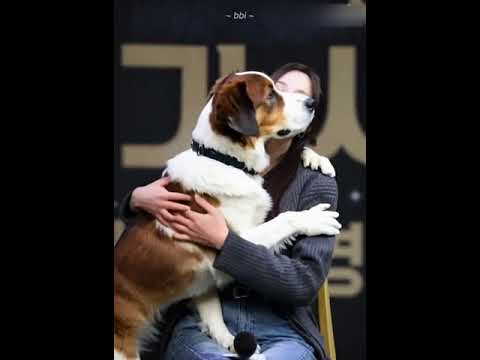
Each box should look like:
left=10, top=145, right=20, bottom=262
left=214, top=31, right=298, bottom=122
left=114, top=349, right=124, bottom=360
left=239, top=202, right=340, bottom=253
left=239, top=213, right=299, bottom=253
left=193, top=288, right=236, bottom=353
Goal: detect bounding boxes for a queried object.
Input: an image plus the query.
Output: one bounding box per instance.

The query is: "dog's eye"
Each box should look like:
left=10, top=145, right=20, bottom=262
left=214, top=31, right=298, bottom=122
left=267, top=92, right=275, bottom=101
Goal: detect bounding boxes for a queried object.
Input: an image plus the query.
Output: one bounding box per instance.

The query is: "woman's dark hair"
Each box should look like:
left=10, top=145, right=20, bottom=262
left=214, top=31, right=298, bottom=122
left=263, top=63, right=325, bottom=220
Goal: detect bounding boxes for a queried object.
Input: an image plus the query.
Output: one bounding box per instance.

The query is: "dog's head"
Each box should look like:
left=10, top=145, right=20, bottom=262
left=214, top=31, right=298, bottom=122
left=207, top=71, right=315, bottom=147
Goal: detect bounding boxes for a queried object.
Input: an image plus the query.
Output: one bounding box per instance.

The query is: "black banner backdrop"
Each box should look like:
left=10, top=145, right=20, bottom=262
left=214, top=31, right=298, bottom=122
left=114, top=1, right=366, bottom=359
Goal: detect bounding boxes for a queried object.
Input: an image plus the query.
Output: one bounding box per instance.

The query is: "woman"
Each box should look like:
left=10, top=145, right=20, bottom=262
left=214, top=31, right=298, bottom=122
left=119, top=63, right=339, bottom=360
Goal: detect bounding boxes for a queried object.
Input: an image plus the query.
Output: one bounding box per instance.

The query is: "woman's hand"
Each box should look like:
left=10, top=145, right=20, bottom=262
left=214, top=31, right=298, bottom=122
left=130, top=176, right=192, bottom=227
left=168, top=194, right=229, bottom=250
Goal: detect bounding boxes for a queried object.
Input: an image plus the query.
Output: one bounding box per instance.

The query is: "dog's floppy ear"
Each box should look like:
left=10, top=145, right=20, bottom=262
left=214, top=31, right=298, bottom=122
left=211, top=73, right=268, bottom=137
left=225, top=81, right=260, bottom=136
left=208, top=72, right=236, bottom=99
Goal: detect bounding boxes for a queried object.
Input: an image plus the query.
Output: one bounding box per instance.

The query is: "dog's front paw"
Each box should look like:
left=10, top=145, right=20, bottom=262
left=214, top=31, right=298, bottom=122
left=212, top=329, right=236, bottom=353
left=299, top=203, right=341, bottom=237
left=301, top=147, right=336, bottom=177
left=222, top=334, right=237, bottom=354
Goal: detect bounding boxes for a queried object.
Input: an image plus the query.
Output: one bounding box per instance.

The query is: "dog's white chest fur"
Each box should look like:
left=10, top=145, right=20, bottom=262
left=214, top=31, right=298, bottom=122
left=165, top=149, right=272, bottom=234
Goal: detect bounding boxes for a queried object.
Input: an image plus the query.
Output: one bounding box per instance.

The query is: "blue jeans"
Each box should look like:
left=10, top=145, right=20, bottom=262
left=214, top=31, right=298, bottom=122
left=164, top=291, right=316, bottom=360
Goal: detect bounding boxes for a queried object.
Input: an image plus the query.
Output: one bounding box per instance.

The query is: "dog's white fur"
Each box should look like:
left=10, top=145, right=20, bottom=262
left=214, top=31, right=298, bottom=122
left=120, top=71, right=338, bottom=359
left=302, top=147, right=336, bottom=177
left=114, top=348, right=133, bottom=360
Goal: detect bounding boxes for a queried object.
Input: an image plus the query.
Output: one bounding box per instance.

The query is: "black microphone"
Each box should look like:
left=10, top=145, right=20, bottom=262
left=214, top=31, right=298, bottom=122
left=234, top=332, right=257, bottom=359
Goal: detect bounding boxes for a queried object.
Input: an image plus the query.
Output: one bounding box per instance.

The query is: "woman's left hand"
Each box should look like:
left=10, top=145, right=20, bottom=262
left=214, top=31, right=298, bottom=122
left=168, top=194, right=229, bottom=250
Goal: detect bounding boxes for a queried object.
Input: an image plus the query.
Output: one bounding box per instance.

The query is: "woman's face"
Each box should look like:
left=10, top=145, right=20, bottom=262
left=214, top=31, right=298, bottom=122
left=275, top=70, right=313, bottom=98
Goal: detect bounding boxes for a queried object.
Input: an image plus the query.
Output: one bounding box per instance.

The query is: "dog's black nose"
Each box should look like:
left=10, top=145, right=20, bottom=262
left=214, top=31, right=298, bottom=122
left=277, top=129, right=291, bottom=137
left=305, top=97, right=315, bottom=112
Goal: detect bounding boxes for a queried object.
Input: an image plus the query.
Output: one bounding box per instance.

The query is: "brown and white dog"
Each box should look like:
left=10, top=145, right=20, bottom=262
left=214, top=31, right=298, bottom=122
left=114, top=71, right=340, bottom=360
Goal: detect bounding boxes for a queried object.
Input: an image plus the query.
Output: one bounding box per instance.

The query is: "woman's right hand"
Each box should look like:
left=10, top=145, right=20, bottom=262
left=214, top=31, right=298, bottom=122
left=130, top=176, right=192, bottom=227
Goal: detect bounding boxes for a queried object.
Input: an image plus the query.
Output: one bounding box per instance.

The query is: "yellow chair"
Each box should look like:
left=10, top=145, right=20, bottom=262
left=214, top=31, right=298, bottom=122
left=318, top=279, right=336, bottom=360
